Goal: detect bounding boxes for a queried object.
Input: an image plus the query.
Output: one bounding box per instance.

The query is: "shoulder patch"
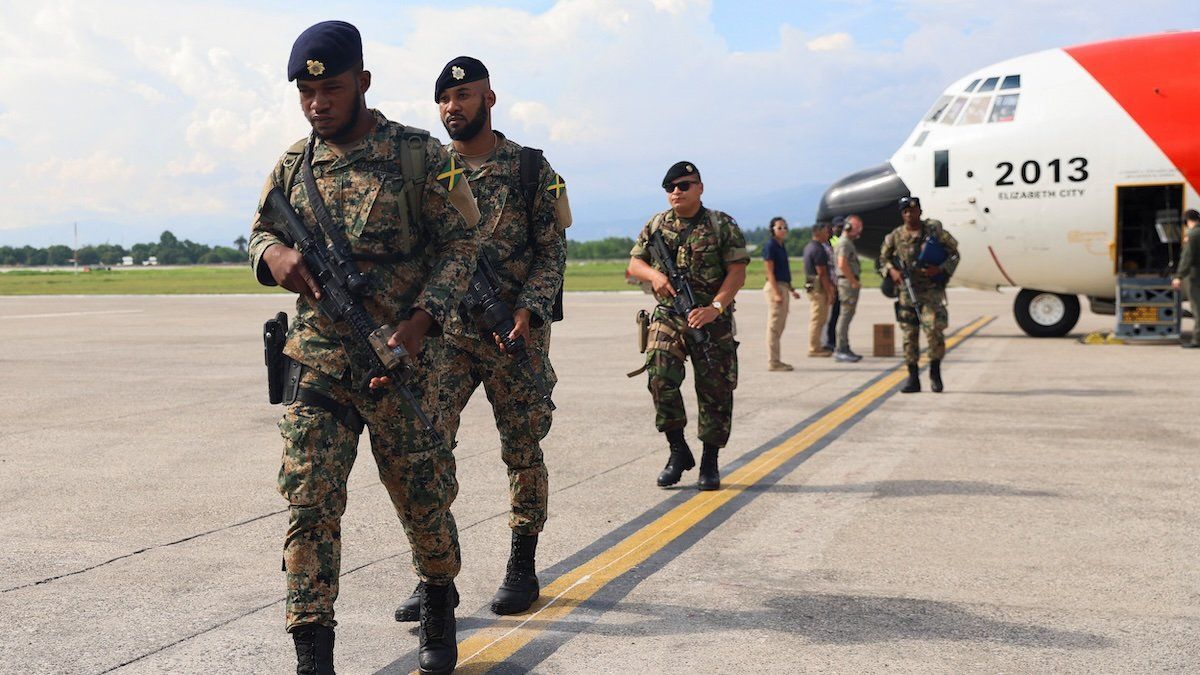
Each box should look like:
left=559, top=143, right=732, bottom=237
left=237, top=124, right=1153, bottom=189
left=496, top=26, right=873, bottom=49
left=546, top=173, right=566, bottom=199
left=436, top=155, right=466, bottom=192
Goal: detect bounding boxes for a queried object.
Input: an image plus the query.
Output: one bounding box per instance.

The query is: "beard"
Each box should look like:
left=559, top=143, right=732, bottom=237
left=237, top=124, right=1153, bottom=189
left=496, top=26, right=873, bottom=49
left=444, top=103, right=488, bottom=141
left=315, top=91, right=364, bottom=142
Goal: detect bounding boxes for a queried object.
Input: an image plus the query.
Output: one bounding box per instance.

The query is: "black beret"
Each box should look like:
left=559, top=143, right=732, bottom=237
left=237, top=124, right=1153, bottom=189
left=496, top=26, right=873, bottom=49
left=435, top=56, right=489, bottom=101
left=662, top=161, right=700, bottom=188
left=288, top=21, right=362, bottom=82
left=898, top=195, right=922, bottom=210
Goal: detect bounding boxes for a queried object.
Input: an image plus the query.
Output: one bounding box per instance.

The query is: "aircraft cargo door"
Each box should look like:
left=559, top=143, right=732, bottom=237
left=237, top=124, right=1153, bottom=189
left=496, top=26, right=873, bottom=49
left=1114, top=184, right=1184, bottom=340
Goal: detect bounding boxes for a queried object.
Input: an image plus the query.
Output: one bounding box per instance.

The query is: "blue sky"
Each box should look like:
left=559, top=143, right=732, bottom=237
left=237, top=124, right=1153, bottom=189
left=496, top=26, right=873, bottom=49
left=0, top=1, right=1196, bottom=248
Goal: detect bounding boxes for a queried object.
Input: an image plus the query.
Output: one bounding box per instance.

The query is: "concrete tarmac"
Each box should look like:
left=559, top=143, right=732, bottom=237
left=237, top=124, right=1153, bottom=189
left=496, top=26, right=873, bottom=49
left=0, top=288, right=1197, bottom=674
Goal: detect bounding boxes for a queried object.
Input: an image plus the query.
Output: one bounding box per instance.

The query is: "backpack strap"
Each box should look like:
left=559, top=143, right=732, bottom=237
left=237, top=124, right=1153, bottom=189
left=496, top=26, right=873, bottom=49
left=398, top=125, right=431, bottom=228
left=280, top=138, right=308, bottom=195
left=519, top=146, right=544, bottom=225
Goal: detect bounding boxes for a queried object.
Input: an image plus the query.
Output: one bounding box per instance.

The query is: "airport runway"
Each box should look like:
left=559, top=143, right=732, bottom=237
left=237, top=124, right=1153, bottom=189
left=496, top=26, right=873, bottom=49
left=1, top=288, right=1197, bottom=673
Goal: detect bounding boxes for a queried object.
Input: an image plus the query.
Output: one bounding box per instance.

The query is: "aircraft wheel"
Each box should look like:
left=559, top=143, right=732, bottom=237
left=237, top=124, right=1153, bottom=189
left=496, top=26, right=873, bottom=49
left=1014, top=289, right=1080, bottom=337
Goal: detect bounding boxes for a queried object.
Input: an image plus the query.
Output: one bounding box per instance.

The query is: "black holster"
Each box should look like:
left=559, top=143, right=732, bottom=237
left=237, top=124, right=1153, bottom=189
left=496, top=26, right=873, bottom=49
left=264, top=312, right=290, bottom=404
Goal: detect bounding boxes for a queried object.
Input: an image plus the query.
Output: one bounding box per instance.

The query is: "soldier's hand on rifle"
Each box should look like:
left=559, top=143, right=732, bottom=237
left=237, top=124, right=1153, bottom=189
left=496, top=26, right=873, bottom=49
left=650, top=271, right=677, bottom=298
left=687, top=305, right=720, bottom=329
left=888, top=268, right=902, bottom=283
left=497, top=308, right=532, bottom=353
left=264, top=244, right=321, bottom=299
left=369, top=310, right=434, bottom=389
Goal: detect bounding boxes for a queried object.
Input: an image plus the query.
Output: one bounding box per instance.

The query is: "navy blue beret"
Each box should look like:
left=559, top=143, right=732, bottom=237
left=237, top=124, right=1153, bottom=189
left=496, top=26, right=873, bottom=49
left=898, top=196, right=922, bottom=210
left=288, top=21, right=362, bottom=82
left=662, top=161, right=700, bottom=188
left=435, top=56, right=489, bottom=101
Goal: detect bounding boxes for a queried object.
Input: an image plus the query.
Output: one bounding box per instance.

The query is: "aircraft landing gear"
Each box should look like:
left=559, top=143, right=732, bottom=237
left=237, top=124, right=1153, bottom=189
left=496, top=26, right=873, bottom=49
left=1014, top=289, right=1080, bottom=337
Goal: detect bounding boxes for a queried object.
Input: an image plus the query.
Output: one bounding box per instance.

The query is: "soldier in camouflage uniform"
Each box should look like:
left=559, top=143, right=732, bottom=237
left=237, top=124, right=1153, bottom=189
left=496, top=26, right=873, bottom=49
left=628, top=162, right=749, bottom=491
left=393, top=57, right=569, bottom=623
left=879, top=196, right=960, bottom=393
left=249, top=22, right=480, bottom=675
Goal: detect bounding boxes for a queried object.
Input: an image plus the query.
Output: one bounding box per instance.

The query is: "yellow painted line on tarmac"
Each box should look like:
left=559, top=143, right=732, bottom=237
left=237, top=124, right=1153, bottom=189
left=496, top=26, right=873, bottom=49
left=443, top=315, right=995, bottom=674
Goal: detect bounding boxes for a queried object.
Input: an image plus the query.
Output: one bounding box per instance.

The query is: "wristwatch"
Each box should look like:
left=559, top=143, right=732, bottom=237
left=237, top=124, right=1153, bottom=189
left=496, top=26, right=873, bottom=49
left=712, top=300, right=724, bottom=315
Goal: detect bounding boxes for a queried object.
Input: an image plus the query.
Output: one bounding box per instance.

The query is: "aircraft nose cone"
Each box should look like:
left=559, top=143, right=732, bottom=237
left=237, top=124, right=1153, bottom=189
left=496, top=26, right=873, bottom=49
left=816, top=163, right=910, bottom=257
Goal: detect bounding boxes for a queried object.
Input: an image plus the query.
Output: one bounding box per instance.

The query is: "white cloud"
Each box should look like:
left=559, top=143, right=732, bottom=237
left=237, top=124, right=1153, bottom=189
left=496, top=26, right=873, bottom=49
left=0, top=0, right=1195, bottom=243
left=806, top=32, right=853, bottom=52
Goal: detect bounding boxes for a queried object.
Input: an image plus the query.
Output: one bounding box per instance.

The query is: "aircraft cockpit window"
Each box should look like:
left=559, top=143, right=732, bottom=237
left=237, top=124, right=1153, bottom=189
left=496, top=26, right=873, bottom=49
left=924, top=95, right=953, bottom=122
left=965, top=79, right=980, bottom=92
left=959, top=96, right=992, bottom=125
left=989, top=93, right=1019, bottom=122
left=1001, top=74, right=1021, bottom=90
left=978, top=77, right=1000, bottom=92
left=940, top=96, right=968, bottom=125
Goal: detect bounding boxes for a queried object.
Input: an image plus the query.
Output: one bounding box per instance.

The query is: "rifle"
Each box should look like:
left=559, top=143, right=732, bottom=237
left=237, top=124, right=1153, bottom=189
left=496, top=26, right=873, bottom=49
left=645, top=229, right=715, bottom=365
left=892, top=257, right=928, bottom=330
left=460, top=254, right=556, bottom=410
left=265, top=186, right=444, bottom=447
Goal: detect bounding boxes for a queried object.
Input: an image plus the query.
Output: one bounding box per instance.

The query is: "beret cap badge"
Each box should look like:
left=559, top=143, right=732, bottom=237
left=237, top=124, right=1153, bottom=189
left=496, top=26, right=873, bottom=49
left=452, top=65, right=466, bottom=80
left=306, top=60, right=326, bottom=77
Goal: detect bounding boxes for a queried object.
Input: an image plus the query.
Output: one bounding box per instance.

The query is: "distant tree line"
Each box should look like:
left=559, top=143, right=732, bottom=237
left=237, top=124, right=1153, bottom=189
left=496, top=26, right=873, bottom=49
left=0, top=231, right=249, bottom=266
left=5, top=225, right=819, bottom=266
left=565, top=223, right=814, bottom=261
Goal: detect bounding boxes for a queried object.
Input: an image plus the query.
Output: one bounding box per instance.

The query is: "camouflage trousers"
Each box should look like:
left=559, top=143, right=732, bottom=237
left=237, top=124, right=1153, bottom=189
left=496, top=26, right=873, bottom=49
left=644, top=308, right=739, bottom=448
left=277, top=349, right=459, bottom=631
left=440, top=328, right=556, bottom=535
left=896, top=288, right=949, bottom=364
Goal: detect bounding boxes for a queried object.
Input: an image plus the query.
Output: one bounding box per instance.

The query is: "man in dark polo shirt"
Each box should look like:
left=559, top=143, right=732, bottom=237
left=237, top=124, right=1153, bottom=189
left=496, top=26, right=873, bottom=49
left=763, top=216, right=800, bottom=371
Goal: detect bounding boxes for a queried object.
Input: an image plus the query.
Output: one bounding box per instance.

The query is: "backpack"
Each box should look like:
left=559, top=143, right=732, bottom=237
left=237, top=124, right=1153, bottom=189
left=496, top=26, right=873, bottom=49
left=519, top=146, right=564, bottom=322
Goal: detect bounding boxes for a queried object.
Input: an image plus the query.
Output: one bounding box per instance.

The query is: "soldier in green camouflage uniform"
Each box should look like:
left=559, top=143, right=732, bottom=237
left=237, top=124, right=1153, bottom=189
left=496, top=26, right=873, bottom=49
left=249, top=22, right=479, bottom=675
left=393, top=56, right=569, bottom=623
left=628, top=162, right=749, bottom=491
left=879, top=196, right=960, bottom=393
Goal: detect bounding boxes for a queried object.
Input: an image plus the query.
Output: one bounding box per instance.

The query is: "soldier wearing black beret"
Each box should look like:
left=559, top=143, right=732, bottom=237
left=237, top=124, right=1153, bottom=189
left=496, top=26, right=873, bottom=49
left=392, top=54, right=571, bottom=628
left=628, top=161, right=750, bottom=491
left=250, top=20, right=480, bottom=675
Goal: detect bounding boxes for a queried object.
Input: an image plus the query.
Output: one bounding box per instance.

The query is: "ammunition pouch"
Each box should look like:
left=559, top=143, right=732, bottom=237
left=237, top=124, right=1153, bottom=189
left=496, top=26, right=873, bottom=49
left=636, top=309, right=650, bottom=354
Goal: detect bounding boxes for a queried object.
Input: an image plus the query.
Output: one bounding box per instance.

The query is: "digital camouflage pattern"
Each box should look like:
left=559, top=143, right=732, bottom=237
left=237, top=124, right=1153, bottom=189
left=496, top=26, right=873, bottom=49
left=278, top=362, right=459, bottom=629
left=440, top=328, right=556, bottom=534
left=250, top=109, right=480, bottom=382
left=879, top=219, right=960, bottom=363
left=444, top=131, right=569, bottom=337
left=438, top=132, right=567, bottom=535
left=249, top=109, right=479, bottom=631
left=632, top=207, right=749, bottom=448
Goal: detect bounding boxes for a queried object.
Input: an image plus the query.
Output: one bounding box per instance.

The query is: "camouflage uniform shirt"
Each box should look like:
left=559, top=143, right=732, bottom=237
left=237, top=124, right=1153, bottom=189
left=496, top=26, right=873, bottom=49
left=630, top=206, right=750, bottom=309
left=249, top=109, right=480, bottom=379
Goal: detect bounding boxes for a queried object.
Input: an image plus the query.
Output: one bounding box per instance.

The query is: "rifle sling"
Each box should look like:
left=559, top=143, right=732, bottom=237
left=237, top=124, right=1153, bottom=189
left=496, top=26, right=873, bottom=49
left=300, top=135, right=356, bottom=260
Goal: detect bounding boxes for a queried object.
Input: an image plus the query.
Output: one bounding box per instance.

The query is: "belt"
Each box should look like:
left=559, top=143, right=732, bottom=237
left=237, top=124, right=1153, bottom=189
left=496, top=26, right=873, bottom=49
left=297, top=388, right=365, bottom=434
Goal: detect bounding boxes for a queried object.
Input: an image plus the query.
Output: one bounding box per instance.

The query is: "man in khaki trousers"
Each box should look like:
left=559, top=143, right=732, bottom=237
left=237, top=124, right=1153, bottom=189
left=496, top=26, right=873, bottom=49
left=763, top=217, right=800, bottom=370
left=802, top=222, right=835, bottom=357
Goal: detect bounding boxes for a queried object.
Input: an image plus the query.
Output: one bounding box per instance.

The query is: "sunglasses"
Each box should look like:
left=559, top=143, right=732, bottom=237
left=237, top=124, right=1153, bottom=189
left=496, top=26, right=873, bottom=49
left=665, top=180, right=700, bottom=193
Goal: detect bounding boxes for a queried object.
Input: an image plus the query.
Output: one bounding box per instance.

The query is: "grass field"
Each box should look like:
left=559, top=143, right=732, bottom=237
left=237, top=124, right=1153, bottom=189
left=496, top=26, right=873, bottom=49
left=0, top=260, right=880, bottom=295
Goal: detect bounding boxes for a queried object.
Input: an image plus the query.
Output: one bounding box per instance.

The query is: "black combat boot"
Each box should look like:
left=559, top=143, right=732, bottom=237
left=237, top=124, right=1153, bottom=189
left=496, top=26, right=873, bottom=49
left=418, top=583, right=457, bottom=675
left=292, top=623, right=335, bottom=675
left=492, top=532, right=540, bottom=614
left=930, top=360, right=944, bottom=393
left=900, top=362, right=921, bottom=394
left=656, top=429, right=695, bottom=487
left=395, top=581, right=459, bottom=622
left=697, top=443, right=721, bottom=491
